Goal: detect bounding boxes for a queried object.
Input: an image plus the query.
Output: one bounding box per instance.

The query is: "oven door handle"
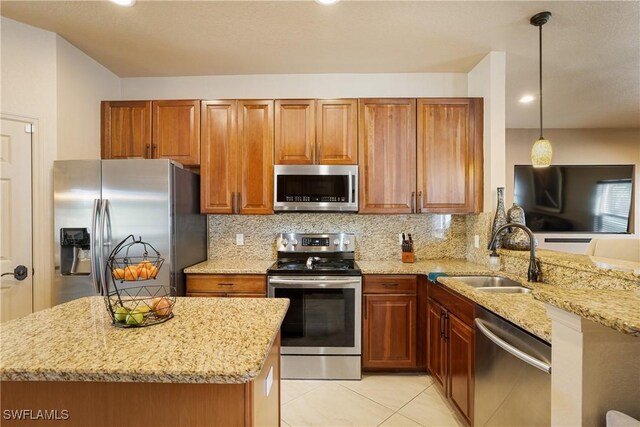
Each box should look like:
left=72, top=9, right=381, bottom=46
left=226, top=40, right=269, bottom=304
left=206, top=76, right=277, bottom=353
left=268, top=278, right=360, bottom=286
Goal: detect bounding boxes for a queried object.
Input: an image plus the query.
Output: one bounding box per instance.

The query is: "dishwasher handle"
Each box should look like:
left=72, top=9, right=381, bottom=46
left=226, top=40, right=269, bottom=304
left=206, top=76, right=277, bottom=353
left=475, top=318, right=551, bottom=374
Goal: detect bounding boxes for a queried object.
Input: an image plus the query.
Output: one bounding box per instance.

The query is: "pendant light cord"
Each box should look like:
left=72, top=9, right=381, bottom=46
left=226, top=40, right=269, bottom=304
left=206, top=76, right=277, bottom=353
left=539, top=24, right=544, bottom=140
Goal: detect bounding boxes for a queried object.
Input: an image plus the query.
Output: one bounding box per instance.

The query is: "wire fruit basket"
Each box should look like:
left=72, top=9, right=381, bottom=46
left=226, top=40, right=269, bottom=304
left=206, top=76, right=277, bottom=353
left=104, top=235, right=175, bottom=328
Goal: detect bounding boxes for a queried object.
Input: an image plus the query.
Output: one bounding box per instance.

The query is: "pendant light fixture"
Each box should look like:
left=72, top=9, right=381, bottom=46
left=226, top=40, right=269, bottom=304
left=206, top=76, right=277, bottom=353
left=530, top=11, right=552, bottom=168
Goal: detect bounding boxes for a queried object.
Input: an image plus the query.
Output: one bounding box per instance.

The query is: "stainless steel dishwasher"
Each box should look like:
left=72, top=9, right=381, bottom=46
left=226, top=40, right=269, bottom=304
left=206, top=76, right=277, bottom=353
left=474, top=306, right=552, bottom=427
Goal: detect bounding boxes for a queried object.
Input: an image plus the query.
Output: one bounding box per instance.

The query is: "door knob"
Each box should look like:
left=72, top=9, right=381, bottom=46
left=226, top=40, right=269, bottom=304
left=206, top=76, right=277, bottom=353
left=1, top=265, right=28, bottom=281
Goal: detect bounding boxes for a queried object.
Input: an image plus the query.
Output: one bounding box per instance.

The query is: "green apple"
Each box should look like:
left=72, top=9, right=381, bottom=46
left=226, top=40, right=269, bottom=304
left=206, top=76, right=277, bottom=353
left=114, top=306, right=130, bottom=322
left=126, top=309, right=144, bottom=325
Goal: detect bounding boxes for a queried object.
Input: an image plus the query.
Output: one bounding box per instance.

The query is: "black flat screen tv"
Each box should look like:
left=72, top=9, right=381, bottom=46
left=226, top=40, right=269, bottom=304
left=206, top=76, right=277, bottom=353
left=514, top=165, right=634, bottom=233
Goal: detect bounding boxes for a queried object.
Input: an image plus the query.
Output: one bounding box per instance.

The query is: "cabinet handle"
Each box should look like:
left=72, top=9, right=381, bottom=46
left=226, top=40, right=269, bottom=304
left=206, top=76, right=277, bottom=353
left=382, top=283, right=399, bottom=287
left=418, top=191, right=423, bottom=213
left=151, top=144, right=156, bottom=158
left=218, top=283, right=234, bottom=286
left=443, top=312, right=449, bottom=340
left=411, top=192, right=416, bottom=213
left=440, top=310, right=446, bottom=338
left=146, top=144, right=151, bottom=158
left=237, top=192, right=241, bottom=214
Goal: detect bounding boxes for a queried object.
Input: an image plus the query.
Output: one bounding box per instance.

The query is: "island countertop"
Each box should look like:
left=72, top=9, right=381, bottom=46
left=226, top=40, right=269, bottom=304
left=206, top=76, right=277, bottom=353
left=0, top=297, right=289, bottom=384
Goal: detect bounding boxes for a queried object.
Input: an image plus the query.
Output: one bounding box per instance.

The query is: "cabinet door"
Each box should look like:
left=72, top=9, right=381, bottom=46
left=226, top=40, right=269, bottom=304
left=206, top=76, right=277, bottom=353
left=316, top=99, right=357, bottom=165
left=448, top=313, right=474, bottom=424
left=427, top=299, right=447, bottom=388
left=238, top=100, right=274, bottom=214
left=363, top=294, right=417, bottom=369
left=200, top=100, right=237, bottom=214
left=152, top=100, right=200, bottom=166
left=275, top=99, right=315, bottom=164
left=358, top=99, right=416, bottom=213
left=417, top=98, right=483, bottom=213
left=101, top=101, right=152, bottom=159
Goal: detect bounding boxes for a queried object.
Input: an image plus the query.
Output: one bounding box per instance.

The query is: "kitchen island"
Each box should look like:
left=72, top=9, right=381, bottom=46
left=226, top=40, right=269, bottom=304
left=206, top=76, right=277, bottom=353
left=0, top=297, right=288, bottom=427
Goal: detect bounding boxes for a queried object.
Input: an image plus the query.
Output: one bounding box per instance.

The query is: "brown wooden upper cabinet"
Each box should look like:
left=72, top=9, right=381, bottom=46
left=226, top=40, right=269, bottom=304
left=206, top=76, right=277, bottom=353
left=152, top=100, right=200, bottom=166
left=358, top=98, right=483, bottom=214
left=101, top=100, right=200, bottom=166
left=101, top=101, right=151, bottom=160
left=275, top=99, right=357, bottom=165
left=358, top=98, right=417, bottom=213
left=417, top=98, right=483, bottom=213
left=200, top=100, right=274, bottom=215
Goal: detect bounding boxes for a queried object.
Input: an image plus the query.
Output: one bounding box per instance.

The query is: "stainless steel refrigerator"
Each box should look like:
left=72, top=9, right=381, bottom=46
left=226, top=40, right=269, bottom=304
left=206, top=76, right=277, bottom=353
left=53, top=159, right=207, bottom=305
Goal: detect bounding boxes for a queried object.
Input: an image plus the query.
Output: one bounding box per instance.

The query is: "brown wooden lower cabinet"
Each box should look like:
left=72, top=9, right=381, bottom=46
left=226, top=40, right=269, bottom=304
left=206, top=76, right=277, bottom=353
left=186, top=274, right=266, bottom=297
left=427, top=280, right=475, bottom=426
left=362, top=275, right=418, bottom=370
left=427, top=298, right=447, bottom=387
left=1, top=335, right=281, bottom=427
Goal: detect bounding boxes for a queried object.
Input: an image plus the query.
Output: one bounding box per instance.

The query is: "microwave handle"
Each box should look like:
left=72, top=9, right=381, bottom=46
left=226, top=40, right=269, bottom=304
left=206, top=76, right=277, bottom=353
left=348, top=171, right=354, bottom=203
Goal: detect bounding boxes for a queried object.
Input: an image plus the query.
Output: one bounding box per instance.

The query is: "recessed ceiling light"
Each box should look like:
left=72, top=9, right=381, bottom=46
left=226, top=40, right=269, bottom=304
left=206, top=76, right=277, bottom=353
left=315, top=0, right=340, bottom=5
left=519, top=95, right=535, bottom=103
left=110, top=0, right=136, bottom=7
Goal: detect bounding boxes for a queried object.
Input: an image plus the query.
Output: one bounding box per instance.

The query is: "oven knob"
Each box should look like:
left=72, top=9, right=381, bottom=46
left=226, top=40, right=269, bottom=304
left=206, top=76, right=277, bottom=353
left=333, top=238, right=340, bottom=246
left=291, top=239, right=299, bottom=246
left=344, top=239, right=350, bottom=246
left=281, top=239, right=289, bottom=247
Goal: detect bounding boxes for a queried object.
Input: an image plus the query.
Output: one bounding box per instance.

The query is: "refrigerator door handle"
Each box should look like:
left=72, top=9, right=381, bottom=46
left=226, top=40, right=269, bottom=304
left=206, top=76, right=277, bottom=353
left=99, top=199, right=112, bottom=295
left=90, top=199, right=101, bottom=293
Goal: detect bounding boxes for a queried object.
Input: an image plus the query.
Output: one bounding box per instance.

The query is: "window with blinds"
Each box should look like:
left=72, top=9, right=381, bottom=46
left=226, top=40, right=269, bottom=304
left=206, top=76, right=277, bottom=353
left=594, top=179, right=633, bottom=232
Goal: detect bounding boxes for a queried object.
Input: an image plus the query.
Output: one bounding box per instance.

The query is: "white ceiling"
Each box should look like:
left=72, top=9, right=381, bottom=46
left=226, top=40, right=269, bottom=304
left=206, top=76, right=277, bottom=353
left=2, top=1, right=639, bottom=129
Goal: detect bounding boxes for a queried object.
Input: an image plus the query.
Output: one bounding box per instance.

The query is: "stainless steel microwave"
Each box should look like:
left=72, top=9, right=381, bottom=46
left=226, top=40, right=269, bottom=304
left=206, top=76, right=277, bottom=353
left=273, top=165, right=358, bottom=212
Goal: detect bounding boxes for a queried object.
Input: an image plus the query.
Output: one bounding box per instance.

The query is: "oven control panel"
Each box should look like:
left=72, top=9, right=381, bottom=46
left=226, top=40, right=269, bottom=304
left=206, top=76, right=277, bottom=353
left=277, top=233, right=355, bottom=253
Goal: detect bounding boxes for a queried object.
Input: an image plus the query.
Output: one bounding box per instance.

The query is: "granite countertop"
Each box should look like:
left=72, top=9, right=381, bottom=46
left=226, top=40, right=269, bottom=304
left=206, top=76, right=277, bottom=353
left=436, top=275, right=552, bottom=342
left=184, top=259, right=275, bottom=274
left=0, top=296, right=288, bottom=384
left=533, top=286, right=640, bottom=337
left=356, top=259, right=489, bottom=275
left=182, top=257, right=639, bottom=340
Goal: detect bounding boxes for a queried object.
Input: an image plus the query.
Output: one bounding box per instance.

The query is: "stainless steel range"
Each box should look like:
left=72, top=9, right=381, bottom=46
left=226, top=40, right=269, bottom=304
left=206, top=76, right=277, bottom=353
left=267, top=233, right=362, bottom=380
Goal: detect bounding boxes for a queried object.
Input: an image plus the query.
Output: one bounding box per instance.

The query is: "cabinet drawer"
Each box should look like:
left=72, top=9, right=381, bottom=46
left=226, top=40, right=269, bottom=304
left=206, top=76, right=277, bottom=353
left=364, top=275, right=418, bottom=294
left=428, top=280, right=475, bottom=327
left=186, top=274, right=266, bottom=294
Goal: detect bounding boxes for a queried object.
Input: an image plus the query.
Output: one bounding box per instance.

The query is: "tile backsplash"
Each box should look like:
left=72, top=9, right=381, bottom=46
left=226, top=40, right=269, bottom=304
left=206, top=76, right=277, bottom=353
left=207, top=213, right=473, bottom=261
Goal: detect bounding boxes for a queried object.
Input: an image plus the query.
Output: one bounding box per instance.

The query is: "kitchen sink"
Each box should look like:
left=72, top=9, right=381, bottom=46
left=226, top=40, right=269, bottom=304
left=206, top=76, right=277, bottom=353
left=437, top=275, right=532, bottom=294
left=440, top=275, right=523, bottom=288
left=475, top=287, right=532, bottom=294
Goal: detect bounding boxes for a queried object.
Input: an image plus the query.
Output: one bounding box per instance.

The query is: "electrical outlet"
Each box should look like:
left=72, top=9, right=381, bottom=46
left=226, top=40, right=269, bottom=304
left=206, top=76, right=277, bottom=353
left=236, top=233, right=244, bottom=246
left=474, top=235, right=480, bottom=248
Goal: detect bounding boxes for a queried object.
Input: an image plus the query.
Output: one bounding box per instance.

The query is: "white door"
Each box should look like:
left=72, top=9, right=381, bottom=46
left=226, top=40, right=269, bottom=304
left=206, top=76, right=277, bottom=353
left=0, top=118, right=33, bottom=322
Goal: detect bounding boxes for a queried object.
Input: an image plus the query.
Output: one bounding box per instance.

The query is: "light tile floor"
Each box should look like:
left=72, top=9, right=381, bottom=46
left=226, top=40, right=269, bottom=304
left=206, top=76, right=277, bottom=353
left=281, top=374, right=463, bottom=427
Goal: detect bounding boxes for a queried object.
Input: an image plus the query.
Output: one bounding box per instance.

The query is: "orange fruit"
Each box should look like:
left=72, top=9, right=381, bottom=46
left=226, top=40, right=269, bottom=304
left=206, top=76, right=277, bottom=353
left=146, top=265, right=159, bottom=279
left=138, top=268, right=151, bottom=280
left=137, top=261, right=153, bottom=270
left=112, top=268, right=125, bottom=280
left=123, top=266, right=139, bottom=281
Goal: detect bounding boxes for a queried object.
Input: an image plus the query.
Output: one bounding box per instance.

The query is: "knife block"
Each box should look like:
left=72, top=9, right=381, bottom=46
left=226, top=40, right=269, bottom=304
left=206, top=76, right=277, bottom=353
left=402, top=251, right=415, bottom=263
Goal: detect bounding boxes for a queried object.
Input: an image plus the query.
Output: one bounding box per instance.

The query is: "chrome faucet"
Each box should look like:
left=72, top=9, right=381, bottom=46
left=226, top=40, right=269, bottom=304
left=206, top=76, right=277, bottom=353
left=487, top=223, right=543, bottom=282
left=306, top=256, right=321, bottom=269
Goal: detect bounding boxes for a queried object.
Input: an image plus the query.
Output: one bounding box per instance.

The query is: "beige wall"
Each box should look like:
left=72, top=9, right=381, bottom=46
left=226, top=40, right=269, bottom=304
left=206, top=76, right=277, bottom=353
left=468, top=52, right=506, bottom=212
left=1, top=17, right=121, bottom=310
left=120, top=73, right=468, bottom=100
left=505, top=128, right=640, bottom=253
left=56, top=36, right=121, bottom=160
left=1, top=17, right=58, bottom=312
